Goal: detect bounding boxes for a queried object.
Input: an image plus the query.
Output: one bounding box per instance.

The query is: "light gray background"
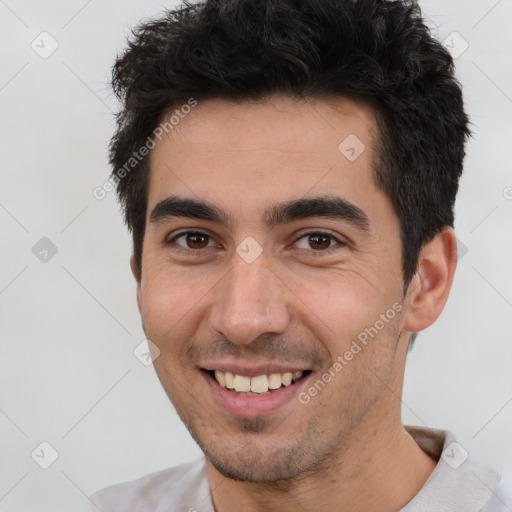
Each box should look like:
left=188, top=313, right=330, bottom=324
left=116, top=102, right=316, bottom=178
left=1, top=1, right=511, bottom=510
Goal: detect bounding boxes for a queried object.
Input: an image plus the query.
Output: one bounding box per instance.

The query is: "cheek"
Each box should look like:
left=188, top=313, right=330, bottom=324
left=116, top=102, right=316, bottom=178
left=139, top=265, right=216, bottom=350
left=285, top=265, right=401, bottom=354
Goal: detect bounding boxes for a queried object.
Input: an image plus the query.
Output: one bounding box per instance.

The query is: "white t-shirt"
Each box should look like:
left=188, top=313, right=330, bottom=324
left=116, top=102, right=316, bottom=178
left=85, top=426, right=511, bottom=511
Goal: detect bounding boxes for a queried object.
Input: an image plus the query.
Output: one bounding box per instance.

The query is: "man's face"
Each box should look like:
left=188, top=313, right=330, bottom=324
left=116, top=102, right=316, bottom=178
left=137, top=95, right=409, bottom=481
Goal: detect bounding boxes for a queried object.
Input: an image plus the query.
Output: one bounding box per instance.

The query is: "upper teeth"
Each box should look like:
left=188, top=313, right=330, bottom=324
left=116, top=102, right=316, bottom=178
left=214, top=370, right=304, bottom=394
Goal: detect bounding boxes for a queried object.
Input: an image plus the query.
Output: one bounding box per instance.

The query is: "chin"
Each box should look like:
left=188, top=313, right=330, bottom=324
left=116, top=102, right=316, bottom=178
left=205, top=448, right=306, bottom=482
left=192, top=424, right=333, bottom=483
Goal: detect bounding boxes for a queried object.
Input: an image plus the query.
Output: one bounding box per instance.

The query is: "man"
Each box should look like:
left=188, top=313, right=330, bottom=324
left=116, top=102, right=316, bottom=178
left=87, top=0, right=509, bottom=510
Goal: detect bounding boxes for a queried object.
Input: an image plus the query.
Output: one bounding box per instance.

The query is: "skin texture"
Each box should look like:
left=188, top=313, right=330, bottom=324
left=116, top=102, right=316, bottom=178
left=132, top=95, right=457, bottom=511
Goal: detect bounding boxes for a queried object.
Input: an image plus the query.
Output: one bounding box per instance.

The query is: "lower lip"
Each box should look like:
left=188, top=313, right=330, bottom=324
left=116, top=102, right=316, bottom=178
left=201, top=371, right=309, bottom=418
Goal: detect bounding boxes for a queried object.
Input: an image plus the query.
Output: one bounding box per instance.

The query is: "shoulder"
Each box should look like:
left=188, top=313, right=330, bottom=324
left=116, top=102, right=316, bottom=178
left=84, top=457, right=212, bottom=512
left=402, top=426, right=512, bottom=512
left=482, top=470, right=512, bottom=512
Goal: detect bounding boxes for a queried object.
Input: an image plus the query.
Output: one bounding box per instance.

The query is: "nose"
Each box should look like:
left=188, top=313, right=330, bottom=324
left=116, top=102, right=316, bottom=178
left=208, top=254, right=291, bottom=346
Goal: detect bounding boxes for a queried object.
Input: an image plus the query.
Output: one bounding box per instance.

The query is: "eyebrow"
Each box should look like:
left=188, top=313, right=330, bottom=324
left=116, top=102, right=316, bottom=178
left=149, top=195, right=370, bottom=232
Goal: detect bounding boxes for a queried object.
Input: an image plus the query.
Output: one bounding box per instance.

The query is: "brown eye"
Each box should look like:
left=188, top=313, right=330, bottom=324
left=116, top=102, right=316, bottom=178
left=308, top=234, right=332, bottom=250
left=185, top=233, right=210, bottom=249
left=295, top=232, right=339, bottom=251
left=170, top=231, right=215, bottom=250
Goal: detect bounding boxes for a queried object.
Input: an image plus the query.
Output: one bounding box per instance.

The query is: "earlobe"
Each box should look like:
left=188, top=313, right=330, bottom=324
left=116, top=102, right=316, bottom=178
left=403, top=227, right=457, bottom=333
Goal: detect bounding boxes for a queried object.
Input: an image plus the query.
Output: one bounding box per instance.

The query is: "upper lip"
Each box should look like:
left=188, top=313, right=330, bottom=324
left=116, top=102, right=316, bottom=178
left=200, top=361, right=311, bottom=377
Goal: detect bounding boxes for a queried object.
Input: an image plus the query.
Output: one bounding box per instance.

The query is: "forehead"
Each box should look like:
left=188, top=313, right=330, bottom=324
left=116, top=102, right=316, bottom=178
left=147, top=95, right=384, bottom=224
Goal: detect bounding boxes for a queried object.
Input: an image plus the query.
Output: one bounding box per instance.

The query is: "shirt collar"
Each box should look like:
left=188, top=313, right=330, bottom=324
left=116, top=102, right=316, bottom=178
left=401, top=425, right=502, bottom=511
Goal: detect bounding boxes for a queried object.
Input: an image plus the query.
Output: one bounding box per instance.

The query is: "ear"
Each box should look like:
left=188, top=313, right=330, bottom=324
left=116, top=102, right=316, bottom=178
left=130, top=254, right=142, bottom=314
left=403, top=227, right=458, bottom=333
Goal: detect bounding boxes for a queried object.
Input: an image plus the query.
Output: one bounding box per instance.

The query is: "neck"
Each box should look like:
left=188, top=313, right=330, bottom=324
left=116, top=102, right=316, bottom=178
left=206, top=337, right=437, bottom=512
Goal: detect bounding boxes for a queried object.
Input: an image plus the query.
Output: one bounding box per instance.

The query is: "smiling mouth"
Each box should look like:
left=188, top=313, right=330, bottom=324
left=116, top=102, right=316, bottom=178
left=204, top=369, right=311, bottom=396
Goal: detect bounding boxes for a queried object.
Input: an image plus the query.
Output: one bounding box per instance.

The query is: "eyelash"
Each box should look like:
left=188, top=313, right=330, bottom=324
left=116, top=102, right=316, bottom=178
left=166, top=230, right=346, bottom=256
